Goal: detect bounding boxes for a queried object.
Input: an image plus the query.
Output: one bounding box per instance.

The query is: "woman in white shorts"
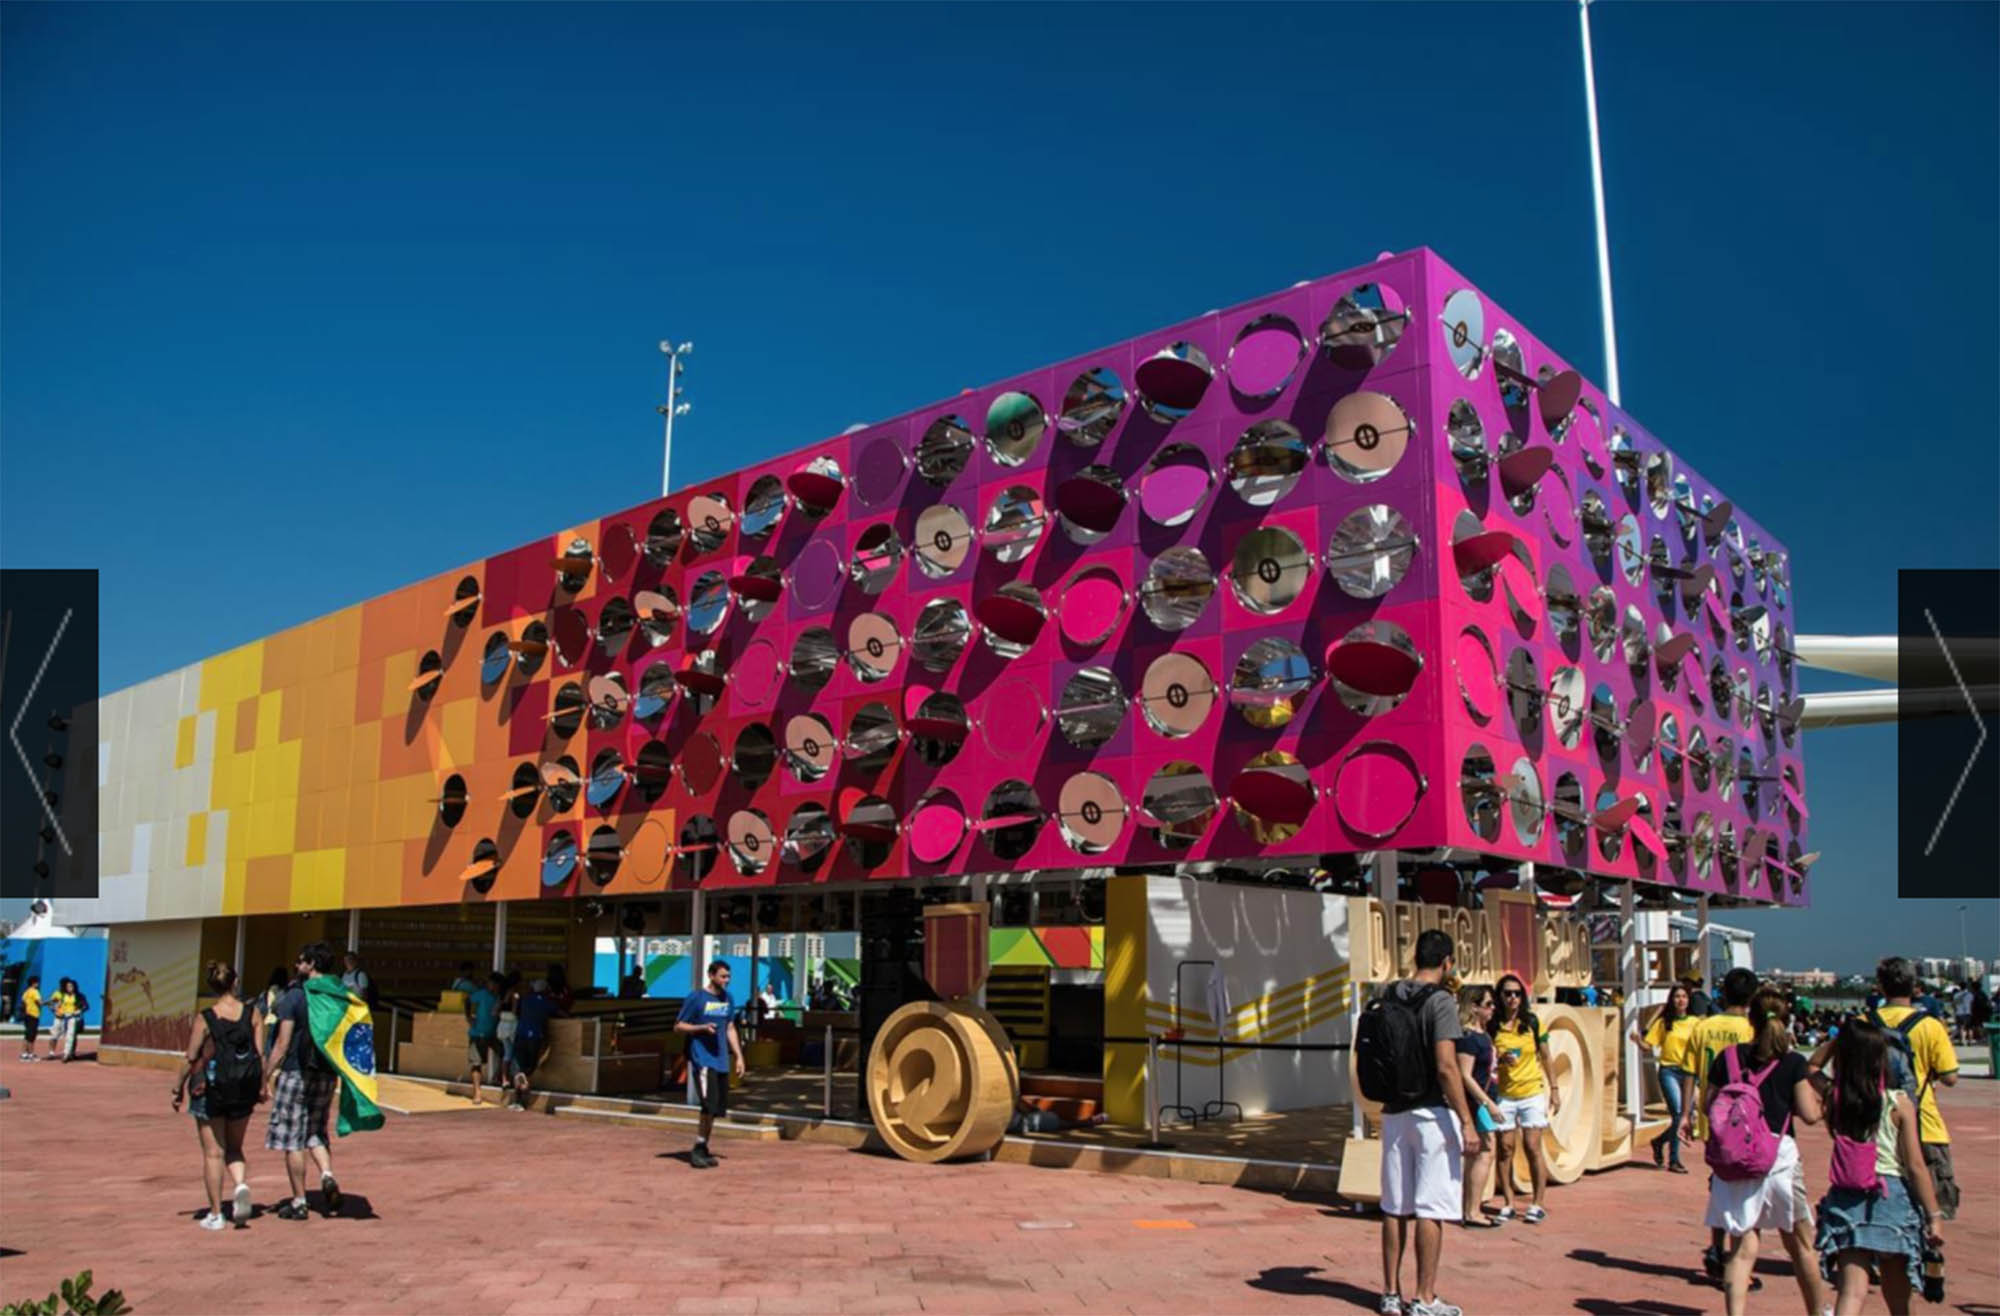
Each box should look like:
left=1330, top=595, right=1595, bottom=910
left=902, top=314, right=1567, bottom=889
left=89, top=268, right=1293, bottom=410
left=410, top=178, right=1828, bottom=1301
left=1487, top=973, right=1561, bottom=1223
left=1702, top=987, right=1825, bottom=1316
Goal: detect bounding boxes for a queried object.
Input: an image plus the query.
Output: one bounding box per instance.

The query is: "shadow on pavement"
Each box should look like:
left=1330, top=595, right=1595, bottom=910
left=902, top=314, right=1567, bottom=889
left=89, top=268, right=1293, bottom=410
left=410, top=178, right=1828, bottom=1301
left=1567, top=1248, right=1708, bottom=1286
left=1574, top=1300, right=1704, bottom=1316
left=1247, top=1265, right=1379, bottom=1310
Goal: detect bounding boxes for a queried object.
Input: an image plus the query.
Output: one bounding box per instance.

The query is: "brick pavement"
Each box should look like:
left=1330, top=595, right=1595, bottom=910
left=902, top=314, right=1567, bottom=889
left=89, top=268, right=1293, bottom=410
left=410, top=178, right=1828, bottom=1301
left=1, top=1044, right=1994, bottom=1315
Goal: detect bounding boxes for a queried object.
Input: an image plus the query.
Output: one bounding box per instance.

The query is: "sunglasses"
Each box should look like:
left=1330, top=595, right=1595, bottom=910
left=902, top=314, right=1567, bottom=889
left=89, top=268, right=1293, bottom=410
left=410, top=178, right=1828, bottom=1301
left=1500, top=989, right=1524, bottom=998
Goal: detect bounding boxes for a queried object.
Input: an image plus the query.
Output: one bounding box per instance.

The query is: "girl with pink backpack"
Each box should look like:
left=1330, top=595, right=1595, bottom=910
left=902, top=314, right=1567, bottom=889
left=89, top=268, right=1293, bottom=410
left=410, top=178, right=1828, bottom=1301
left=1701, top=988, right=1827, bottom=1316
left=1812, top=1020, right=1945, bottom=1315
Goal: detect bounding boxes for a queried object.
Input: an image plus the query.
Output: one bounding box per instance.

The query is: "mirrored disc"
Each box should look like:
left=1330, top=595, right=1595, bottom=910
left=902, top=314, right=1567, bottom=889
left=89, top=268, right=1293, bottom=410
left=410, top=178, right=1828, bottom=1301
left=788, top=455, right=845, bottom=517
left=1054, top=465, right=1127, bottom=543
left=1139, top=444, right=1213, bottom=527
left=845, top=702, right=902, bottom=771
left=741, top=475, right=788, bottom=538
left=1490, top=330, right=1529, bottom=410
left=1325, top=505, right=1417, bottom=599
left=1139, top=546, right=1215, bottom=631
left=1228, top=420, right=1309, bottom=506
left=542, top=830, right=579, bottom=887
left=984, top=390, right=1046, bottom=467
left=915, top=503, right=974, bottom=578
left=848, top=523, right=903, bottom=594
left=982, top=485, right=1046, bottom=563
left=1323, top=390, right=1412, bottom=483
left=908, top=789, right=967, bottom=863
left=1320, top=282, right=1407, bottom=369
left=586, top=750, right=626, bottom=809
left=687, top=494, right=735, bottom=554
left=1229, top=525, right=1312, bottom=614
left=1455, top=626, right=1501, bottom=723
left=1058, top=366, right=1126, bottom=447
left=1228, top=313, right=1306, bottom=399
left=1229, top=750, right=1314, bottom=842
left=976, top=581, right=1047, bottom=658
left=977, top=780, right=1044, bottom=860
left=548, top=682, right=587, bottom=739
left=687, top=570, right=730, bottom=635
left=911, top=597, right=973, bottom=672
left=726, top=808, right=775, bottom=876
left=846, top=611, right=903, bottom=682
left=1509, top=757, right=1545, bottom=845
left=788, top=626, right=839, bottom=691
left=1142, top=762, right=1218, bottom=849
left=1546, top=563, right=1581, bottom=648
left=1230, top=636, right=1316, bottom=728
left=1332, top=741, right=1424, bottom=839
left=1447, top=399, right=1489, bottom=483
left=839, top=793, right=900, bottom=849
left=1057, top=771, right=1127, bottom=855
left=782, top=714, right=837, bottom=783
left=1140, top=651, right=1217, bottom=738
left=1056, top=666, right=1127, bottom=748
left=917, top=414, right=974, bottom=486
left=677, top=814, right=720, bottom=884
left=1440, top=289, right=1486, bottom=379
left=731, top=722, right=777, bottom=792
left=480, top=633, right=512, bottom=686
left=643, top=507, right=685, bottom=566
left=1058, top=568, right=1127, bottom=647
left=1134, top=342, right=1214, bottom=423
left=541, top=755, right=581, bottom=812
left=1327, top=619, right=1421, bottom=715
left=781, top=803, right=836, bottom=867
left=977, top=678, right=1046, bottom=760
left=584, top=824, right=624, bottom=886
left=1460, top=745, right=1501, bottom=840
left=586, top=673, right=631, bottom=729
left=1548, top=666, right=1585, bottom=748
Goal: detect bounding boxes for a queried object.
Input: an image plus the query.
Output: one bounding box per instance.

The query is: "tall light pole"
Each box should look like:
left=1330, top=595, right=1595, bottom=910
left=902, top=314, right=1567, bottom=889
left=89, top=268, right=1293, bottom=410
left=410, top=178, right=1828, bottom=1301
left=658, top=340, right=693, bottom=496
left=1579, top=0, right=1623, bottom=407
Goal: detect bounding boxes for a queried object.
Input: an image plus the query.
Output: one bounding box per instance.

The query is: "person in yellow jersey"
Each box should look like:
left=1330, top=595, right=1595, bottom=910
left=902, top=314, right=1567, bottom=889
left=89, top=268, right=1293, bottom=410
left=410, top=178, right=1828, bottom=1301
left=46, top=977, right=86, bottom=1063
left=1865, top=956, right=1960, bottom=1221
left=1683, top=967, right=1760, bottom=1287
left=1631, top=982, right=1698, bottom=1172
left=1487, top=973, right=1561, bottom=1224
left=17, top=976, right=44, bottom=1061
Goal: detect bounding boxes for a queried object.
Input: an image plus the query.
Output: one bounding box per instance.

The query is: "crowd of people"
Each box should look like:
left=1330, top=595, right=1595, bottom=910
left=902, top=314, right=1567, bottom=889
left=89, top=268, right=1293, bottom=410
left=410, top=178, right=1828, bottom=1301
left=447, top=959, right=571, bottom=1110
left=12, top=975, right=88, bottom=1063
left=1368, top=941, right=1964, bottom=1316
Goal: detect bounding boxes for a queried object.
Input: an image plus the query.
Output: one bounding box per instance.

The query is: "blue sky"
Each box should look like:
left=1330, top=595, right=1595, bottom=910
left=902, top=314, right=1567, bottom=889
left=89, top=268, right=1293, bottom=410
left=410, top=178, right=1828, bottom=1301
left=3, top=2, right=1994, bottom=970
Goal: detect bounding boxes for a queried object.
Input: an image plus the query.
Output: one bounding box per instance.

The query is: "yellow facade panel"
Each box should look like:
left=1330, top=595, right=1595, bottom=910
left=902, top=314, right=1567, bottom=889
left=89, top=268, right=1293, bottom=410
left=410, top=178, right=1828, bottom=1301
left=185, top=812, right=208, bottom=867
left=174, top=716, right=198, bottom=769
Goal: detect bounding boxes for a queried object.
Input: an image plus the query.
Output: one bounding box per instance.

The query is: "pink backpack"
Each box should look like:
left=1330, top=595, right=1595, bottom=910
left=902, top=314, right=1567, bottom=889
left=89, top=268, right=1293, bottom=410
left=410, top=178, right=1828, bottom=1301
left=1705, top=1048, right=1788, bottom=1182
left=1827, top=1082, right=1886, bottom=1195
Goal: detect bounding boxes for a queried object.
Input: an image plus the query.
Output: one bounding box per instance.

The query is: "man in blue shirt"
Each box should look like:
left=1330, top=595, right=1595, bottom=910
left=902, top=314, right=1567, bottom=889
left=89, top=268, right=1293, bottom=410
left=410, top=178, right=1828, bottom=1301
left=675, top=962, right=745, bottom=1169
left=462, top=972, right=503, bottom=1105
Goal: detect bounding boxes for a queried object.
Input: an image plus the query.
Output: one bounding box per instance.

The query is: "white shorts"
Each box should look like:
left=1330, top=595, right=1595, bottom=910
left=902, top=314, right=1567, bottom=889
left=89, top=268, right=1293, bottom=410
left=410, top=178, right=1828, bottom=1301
left=1705, top=1134, right=1810, bottom=1236
left=1495, top=1093, right=1549, bottom=1129
left=1379, top=1107, right=1464, bottom=1221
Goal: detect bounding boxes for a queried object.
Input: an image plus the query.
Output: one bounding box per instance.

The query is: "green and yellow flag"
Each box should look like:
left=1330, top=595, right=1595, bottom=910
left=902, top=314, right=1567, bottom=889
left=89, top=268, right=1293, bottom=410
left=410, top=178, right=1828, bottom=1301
left=303, top=975, right=385, bottom=1135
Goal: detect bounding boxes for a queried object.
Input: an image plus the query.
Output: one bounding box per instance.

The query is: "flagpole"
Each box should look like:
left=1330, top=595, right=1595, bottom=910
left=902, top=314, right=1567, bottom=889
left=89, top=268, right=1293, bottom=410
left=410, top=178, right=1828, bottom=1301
left=1579, top=0, right=1623, bottom=407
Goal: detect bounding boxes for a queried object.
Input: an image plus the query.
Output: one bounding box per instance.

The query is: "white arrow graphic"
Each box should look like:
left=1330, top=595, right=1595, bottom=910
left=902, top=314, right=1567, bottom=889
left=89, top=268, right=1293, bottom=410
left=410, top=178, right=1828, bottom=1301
left=9, top=606, right=72, bottom=855
left=1923, top=608, right=1987, bottom=858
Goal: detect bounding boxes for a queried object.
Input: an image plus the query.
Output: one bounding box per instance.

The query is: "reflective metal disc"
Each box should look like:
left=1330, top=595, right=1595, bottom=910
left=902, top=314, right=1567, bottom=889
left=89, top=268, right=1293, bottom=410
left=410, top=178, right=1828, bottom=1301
left=1140, top=651, right=1216, bottom=738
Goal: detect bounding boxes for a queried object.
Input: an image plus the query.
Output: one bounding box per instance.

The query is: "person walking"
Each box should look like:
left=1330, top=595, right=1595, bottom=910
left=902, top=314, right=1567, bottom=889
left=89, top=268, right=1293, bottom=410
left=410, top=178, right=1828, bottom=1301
left=172, top=962, right=263, bottom=1230
left=1632, top=983, right=1698, bottom=1172
left=17, top=976, right=43, bottom=1061
left=1812, top=1018, right=1945, bottom=1316
left=46, top=977, right=86, bottom=1062
left=1702, top=987, right=1826, bottom=1316
left=674, top=961, right=745, bottom=1170
left=462, top=971, right=503, bottom=1104
left=256, top=966, right=290, bottom=1057
left=1453, top=985, right=1506, bottom=1229
left=341, top=951, right=376, bottom=1010
left=1866, top=957, right=1960, bottom=1221
left=1488, top=972, right=1560, bottom=1223
left=1368, top=930, right=1480, bottom=1316
left=1685, top=966, right=1760, bottom=1283
left=506, top=978, right=561, bottom=1111
left=261, top=942, right=346, bottom=1219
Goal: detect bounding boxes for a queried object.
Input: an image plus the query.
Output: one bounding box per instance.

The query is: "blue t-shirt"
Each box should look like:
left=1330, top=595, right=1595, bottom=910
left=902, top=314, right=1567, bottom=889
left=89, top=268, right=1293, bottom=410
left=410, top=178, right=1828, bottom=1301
left=515, top=992, right=557, bottom=1040
left=677, top=989, right=736, bottom=1071
left=467, top=987, right=499, bottom=1038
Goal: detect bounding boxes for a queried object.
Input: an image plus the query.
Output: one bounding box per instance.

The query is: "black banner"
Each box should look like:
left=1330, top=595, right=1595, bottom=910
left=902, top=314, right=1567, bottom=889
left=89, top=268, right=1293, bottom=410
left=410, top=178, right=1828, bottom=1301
left=1, top=569, right=100, bottom=903
left=1897, top=569, right=1999, bottom=900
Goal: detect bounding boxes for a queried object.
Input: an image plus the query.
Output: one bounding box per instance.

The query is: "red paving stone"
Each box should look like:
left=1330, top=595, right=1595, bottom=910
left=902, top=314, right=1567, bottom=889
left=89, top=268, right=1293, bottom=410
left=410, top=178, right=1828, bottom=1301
left=1, top=1043, right=1995, bottom=1315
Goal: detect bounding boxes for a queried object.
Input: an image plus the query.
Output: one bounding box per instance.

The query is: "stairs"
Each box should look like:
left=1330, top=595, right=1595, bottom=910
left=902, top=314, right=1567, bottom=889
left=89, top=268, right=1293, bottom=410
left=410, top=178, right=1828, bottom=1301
left=1020, top=1072, right=1102, bottom=1123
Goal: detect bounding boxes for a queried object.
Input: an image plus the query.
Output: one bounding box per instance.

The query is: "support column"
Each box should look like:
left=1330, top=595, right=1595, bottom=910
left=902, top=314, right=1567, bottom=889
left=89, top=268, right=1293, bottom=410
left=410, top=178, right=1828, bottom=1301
left=1696, top=896, right=1711, bottom=993
left=1619, top=881, right=1641, bottom=1129
left=233, top=915, right=247, bottom=977
left=346, top=908, right=361, bottom=953
left=749, top=894, right=762, bottom=1029
left=690, top=888, right=708, bottom=988
left=493, top=901, right=508, bottom=973
left=969, top=874, right=989, bottom=1008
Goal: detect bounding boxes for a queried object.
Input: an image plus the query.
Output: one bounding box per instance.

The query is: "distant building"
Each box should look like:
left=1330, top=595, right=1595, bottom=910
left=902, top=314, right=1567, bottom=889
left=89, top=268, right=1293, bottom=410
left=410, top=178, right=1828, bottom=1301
left=1916, top=957, right=1987, bottom=985
left=1768, top=967, right=1837, bottom=989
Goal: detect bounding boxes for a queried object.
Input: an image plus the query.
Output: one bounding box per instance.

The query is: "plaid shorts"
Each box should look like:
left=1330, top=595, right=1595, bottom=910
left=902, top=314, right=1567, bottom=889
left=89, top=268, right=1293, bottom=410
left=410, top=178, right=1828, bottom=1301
left=265, top=1068, right=338, bottom=1151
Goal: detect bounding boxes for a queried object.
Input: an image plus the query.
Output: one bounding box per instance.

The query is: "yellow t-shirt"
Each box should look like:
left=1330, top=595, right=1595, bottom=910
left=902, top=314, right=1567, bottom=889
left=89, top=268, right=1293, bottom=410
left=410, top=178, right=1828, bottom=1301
left=51, top=990, right=80, bottom=1019
left=21, top=987, right=43, bottom=1019
left=1876, top=1005, right=1958, bottom=1145
left=1687, top=1013, right=1754, bottom=1138
left=1493, top=1020, right=1548, bottom=1099
left=1644, top=1014, right=1699, bottom=1073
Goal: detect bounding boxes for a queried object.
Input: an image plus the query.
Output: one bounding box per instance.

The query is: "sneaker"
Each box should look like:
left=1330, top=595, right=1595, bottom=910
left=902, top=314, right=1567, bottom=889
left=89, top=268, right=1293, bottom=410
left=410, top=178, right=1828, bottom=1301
left=320, top=1173, right=342, bottom=1216
left=690, top=1146, right=717, bottom=1169
left=1522, top=1205, right=1547, bottom=1224
left=1702, top=1245, right=1723, bottom=1280
left=232, top=1181, right=253, bottom=1222
left=1491, top=1207, right=1515, bottom=1222
left=1410, top=1299, right=1463, bottom=1316
left=276, top=1199, right=309, bottom=1221
left=1378, top=1296, right=1402, bottom=1315
left=197, top=1212, right=227, bottom=1231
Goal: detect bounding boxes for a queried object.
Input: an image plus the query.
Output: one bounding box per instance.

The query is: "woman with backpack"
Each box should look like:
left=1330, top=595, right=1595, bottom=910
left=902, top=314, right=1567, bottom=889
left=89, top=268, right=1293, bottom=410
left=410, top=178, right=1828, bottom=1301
left=171, top=962, right=264, bottom=1230
left=1487, top=973, right=1561, bottom=1224
left=1813, top=1019, right=1944, bottom=1316
left=1631, top=983, right=1697, bottom=1172
left=1702, top=987, right=1826, bottom=1316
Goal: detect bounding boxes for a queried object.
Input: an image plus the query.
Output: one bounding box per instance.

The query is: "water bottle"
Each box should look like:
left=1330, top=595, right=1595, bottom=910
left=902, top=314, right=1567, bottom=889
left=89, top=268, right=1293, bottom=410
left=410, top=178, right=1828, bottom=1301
left=1920, top=1239, right=1945, bottom=1304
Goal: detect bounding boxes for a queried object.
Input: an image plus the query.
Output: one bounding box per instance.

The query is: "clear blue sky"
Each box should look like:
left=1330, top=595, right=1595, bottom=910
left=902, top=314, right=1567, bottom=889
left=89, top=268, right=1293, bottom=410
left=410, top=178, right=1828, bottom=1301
left=3, top=2, right=1994, bottom=971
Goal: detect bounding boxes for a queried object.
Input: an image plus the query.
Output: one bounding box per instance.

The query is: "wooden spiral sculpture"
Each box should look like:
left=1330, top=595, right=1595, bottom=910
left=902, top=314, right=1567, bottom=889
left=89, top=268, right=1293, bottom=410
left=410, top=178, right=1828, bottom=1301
left=866, top=1000, right=1020, bottom=1162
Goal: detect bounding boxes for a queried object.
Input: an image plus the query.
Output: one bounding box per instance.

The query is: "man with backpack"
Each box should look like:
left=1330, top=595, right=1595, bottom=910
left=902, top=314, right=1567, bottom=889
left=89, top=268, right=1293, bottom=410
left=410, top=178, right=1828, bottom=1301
left=1868, top=956, right=1960, bottom=1220
left=1359, top=929, right=1480, bottom=1316
left=262, top=942, right=347, bottom=1220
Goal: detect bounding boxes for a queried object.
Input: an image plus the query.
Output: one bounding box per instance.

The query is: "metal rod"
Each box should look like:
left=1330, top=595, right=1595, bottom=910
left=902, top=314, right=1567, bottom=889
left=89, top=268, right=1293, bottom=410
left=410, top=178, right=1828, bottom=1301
left=1579, top=0, right=1623, bottom=406
left=823, top=1024, right=834, bottom=1117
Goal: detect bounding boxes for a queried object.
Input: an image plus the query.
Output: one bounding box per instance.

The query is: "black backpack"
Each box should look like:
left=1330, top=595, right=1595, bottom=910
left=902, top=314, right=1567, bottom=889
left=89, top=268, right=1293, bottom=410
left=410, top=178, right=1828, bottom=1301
left=1356, top=984, right=1439, bottom=1106
left=203, top=1007, right=263, bottom=1106
left=1867, top=1007, right=1930, bottom=1103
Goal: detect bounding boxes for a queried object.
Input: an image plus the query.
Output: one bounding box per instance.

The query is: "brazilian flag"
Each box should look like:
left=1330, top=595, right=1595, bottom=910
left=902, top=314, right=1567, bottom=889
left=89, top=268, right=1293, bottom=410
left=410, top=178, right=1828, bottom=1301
left=303, top=975, right=385, bottom=1135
